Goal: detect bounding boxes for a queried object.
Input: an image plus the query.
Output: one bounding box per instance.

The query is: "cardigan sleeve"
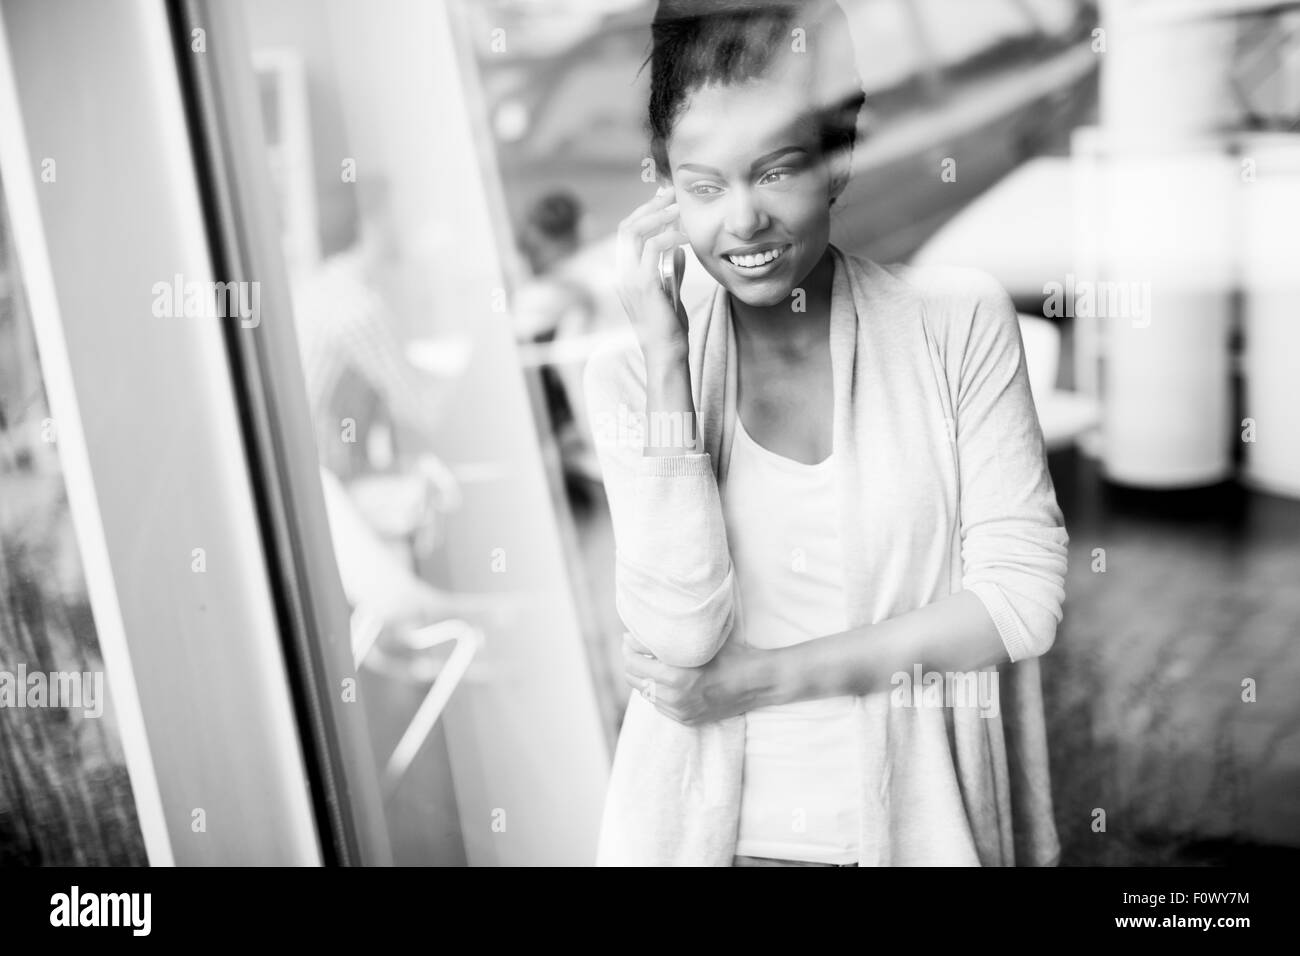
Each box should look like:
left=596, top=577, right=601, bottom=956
left=582, top=344, right=736, bottom=668
left=952, top=273, right=1070, bottom=662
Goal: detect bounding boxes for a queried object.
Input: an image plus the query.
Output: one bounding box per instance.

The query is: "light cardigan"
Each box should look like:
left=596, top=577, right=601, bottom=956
left=583, top=246, right=1070, bottom=866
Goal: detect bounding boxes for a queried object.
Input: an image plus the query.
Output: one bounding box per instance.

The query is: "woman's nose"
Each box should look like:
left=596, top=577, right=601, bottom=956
left=723, top=187, right=768, bottom=239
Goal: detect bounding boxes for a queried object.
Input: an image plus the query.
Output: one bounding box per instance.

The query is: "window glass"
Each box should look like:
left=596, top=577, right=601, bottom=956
left=914, top=0, right=1038, bottom=71
left=241, top=0, right=610, bottom=866
left=1019, top=0, right=1086, bottom=37
left=840, top=0, right=925, bottom=98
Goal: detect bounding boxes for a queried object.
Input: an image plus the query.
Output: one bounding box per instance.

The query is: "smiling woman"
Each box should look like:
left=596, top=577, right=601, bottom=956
left=648, top=0, right=863, bottom=314
left=586, top=0, right=1069, bottom=867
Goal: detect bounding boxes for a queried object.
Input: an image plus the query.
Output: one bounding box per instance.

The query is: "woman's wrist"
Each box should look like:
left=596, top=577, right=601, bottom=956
left=747, top=644, right=803, bottom=708
left=761, top=627, right=884, bottom=706
left=642, top=338, right=689, bottom=368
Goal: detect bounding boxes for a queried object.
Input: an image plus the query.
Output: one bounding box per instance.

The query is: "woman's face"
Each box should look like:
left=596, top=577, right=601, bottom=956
left=666, top=67, right=837, bottom=309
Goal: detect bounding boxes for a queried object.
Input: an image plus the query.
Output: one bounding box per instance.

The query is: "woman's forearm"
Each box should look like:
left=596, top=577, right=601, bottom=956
left=642, top=345, right=700, bottom=456
left=756, top=589, right=1012, bottom=706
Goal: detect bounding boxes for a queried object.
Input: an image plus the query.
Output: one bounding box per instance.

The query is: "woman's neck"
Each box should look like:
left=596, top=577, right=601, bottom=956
left=730, top=246, right=835, bottom=361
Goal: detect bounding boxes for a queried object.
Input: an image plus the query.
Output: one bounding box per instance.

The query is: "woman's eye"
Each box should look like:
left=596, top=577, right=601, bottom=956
left=688, top=182, right=721, bottom=197
left=758, top=167, right=793, bottom=186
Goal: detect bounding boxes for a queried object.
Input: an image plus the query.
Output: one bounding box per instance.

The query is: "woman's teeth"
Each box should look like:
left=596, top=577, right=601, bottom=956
left=726, top=246, right=785, bottom=269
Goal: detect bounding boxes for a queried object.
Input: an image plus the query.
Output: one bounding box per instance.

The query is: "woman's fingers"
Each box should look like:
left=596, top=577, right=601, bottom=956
left=616, top=192, right=675, bottom=253
left=625, top=674, right=657, bottom=702
left=620, top=204, right=681, bottom=267
left=622, top=646, right=666, bottom=681
left=620, top=633, right=695, bottom=719
left=614, top=185, right=690, bottom=355
left=619, top=185, right=674, bottom=228
left=623, top=632, right=656, bottom=656
left=622, top=640, right=675, bottom=685
left=626, top=182, right=674, bottom=217
left=639, top=226, right=688, bottom=273
left=617, top=184, right=677, bottom=256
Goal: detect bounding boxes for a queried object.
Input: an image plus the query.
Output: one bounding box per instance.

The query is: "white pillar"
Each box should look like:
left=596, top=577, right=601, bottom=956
left=1073, top=0, right=1240, bottom=485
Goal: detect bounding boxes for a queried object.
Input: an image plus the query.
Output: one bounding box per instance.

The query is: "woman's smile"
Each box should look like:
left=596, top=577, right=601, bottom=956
left=722, top=242, right=792, bottom=278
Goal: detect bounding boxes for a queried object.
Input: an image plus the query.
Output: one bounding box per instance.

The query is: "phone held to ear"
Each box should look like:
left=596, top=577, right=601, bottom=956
left=659, top=245, right=685, bottom=316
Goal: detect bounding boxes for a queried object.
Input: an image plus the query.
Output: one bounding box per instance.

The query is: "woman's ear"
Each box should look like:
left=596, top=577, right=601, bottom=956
left=827, top=151, right=851, bottom=207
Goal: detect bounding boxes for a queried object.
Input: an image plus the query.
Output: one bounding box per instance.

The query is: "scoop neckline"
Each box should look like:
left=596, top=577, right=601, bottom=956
left=734, top=412, right=834, bottom=470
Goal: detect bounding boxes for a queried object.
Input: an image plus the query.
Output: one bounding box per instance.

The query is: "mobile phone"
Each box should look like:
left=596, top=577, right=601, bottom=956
left=659, top=245, right=685, bottom=315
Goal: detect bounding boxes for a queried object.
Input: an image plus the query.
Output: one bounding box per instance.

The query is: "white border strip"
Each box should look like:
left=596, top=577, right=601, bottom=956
left=0, top=9, right=174, bottom=867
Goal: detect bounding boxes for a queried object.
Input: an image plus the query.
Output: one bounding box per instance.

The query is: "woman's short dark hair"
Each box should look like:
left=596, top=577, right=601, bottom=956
left=645, top=0, right=866, bottom=193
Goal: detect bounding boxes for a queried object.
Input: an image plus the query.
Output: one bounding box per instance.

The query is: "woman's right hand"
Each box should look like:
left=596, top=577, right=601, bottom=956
left=615, top=185, right=689, bottom=358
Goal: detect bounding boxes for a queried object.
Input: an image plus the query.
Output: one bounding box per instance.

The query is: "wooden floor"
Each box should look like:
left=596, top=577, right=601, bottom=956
left=569, top=445, right=1300, bottom=866
left=1047, top=448, right=1300, bottom=865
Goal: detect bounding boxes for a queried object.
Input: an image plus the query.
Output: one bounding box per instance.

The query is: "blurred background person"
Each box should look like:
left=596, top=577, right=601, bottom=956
left=292, top=174, right=487, bottom=632
left=512, top=191, right=597, bottom=471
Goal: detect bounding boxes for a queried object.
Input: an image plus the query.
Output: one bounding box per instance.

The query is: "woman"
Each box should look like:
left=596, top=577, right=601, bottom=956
left=584, top=0, right=1070, bottom=866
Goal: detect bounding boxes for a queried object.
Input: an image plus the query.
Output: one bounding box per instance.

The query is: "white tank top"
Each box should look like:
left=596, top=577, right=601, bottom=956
left=723, top=413, right=862, bottom=864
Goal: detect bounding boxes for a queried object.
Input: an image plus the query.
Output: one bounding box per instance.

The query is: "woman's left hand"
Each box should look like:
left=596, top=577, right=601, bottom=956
left=622, top=632, right=767, bottom=725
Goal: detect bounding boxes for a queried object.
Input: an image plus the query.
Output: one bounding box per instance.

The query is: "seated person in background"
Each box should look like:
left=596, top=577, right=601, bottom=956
left=512, top=192, right=600, bottom=471
left=292, top=177, right=492, bottom=635
left=294, top=177, right=450, bottom=484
